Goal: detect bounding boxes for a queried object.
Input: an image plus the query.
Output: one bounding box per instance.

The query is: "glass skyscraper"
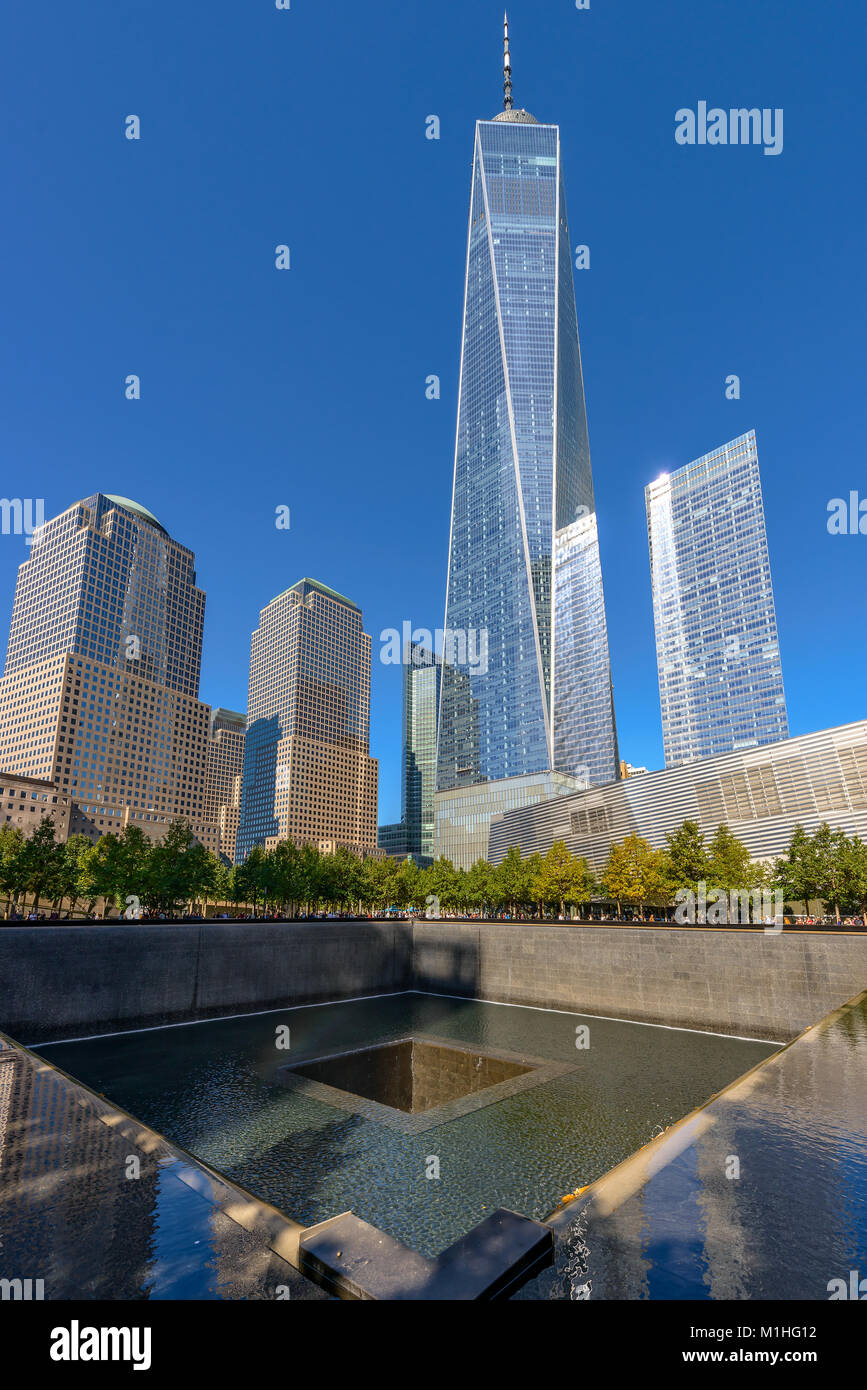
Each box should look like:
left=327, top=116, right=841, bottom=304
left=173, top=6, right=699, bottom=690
left=402, top=642, right=441, bottom=863
left=435, top=22, right=618, bottom=866
left=378, top=641, right=441, bottom=866
left=646, top=430, right=788, bottom=768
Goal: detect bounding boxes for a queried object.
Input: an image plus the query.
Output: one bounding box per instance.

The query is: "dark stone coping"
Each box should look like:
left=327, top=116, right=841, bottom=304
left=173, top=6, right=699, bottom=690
left=276, top=1031, right=577, bottom=1134
left=299, top=1207, right=553, bottom=1301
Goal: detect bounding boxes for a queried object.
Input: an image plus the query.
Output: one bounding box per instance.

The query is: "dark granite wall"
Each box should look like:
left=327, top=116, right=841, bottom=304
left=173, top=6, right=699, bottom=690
left=412, top=922, right=867, bottom=1040
left=0, top=921, right=412, bottom=1042
left=2, top=919, right=866, bottom=1043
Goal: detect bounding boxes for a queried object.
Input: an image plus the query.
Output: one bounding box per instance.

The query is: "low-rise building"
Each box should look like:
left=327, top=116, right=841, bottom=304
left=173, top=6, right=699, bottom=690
left=0, top=773, right=71, bottom=838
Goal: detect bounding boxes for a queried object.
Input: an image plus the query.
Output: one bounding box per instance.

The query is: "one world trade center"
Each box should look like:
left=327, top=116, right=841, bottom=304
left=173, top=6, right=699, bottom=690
left=435, top=17, right=619, bottom=866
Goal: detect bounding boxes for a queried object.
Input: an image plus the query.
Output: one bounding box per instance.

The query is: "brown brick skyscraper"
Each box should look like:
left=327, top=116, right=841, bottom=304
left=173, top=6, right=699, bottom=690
left=0, top=494, right=218, bottom=847
left=236, top=579, right=378, bottom=860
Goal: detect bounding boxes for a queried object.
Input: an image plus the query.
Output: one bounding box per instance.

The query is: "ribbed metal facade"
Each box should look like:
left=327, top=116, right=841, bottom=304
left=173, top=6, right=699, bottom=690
left=488, top=720, right=867, bottom=870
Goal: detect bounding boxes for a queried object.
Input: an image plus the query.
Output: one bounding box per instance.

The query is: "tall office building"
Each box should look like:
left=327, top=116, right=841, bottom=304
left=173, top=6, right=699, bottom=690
left=236, top=578, right=378, bottom=860
left=646, top=430, right=788, bottom=768
left=403, top=642, right=441, bottom=863
left=378, top=641, right=442, bottom=865
left=435, top=19, right=619, bottom=867
left=205, top=707, right=246, bottom=862
left=0, top=494, right=219, bottom=846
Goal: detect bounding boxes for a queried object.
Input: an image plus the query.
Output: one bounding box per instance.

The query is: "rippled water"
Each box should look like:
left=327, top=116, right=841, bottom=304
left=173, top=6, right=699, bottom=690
left=40, top=993, right=776, bottom=1258
left=516, top=992, right=867, bottom=1300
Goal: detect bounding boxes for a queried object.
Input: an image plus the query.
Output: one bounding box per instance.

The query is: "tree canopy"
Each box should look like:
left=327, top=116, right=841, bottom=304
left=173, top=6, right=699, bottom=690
left=1, top=815, right=863, bottom=923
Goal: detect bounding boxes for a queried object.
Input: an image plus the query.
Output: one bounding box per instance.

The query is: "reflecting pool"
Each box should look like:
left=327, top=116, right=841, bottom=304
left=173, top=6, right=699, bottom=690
left=39, top=992, right=776, bottom=1258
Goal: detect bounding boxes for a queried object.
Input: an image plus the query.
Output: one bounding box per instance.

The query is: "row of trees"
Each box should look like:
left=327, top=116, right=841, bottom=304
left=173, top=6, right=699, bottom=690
left=597, top=820, right=867, bottom=921
left=0, top=821, right=219, bottom=919
left=2, top=816, right=866, bottom=922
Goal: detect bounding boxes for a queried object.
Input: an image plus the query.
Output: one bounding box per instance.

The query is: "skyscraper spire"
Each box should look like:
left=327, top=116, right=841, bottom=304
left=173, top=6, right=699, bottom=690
left=503, top=12, right=513, bottom=111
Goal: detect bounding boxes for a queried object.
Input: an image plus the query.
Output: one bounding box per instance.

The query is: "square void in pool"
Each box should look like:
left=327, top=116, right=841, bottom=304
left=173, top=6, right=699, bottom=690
left=279, top=1033, right=575, bottom=1134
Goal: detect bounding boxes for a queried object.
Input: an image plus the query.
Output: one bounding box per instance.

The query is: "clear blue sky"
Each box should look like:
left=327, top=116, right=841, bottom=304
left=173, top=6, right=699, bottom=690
left=2, top=0, right=865, bottom=824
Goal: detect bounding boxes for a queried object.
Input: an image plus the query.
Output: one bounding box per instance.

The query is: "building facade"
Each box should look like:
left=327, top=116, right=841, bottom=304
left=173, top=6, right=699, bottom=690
left=0, top=773, right=71, bottom=839
left=646, top=431, right=788, bottom=768
left=377, top=821, right=409, bottom=860
left=488, top=720, right=867, bottom=872
left=0, top=494, right=219, bottom=849
left=378, top=642, right=442, bottom=866
left=236, top=578, right=378, bottom=860
left=437, top=768, right=585, bottom=868
left=204, top=708, right=246, bottom=863
left=435, top=23, right=618, bottom=867
left=402, top=643, right=441, bottom=863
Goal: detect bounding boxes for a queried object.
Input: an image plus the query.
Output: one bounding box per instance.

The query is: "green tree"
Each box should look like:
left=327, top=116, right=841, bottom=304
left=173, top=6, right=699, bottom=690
left=53, top=834, right=95, bottom=917
left=601, top=837, right=645, bottom=918
left=21, top=819, right=64, bottom=915
left=360, top=855, right=397, bottom=912
left=112, top=825, right=152, bottom=916
left=663, top=820, right=709, bottom=895
left=232, top=842, right=267, bottom=913
left=778, top=824, right=824, bottom=915
left=496, top=846, right=534, bottom=917
left=295, top=843, right=324, bottom=913
left=811, top=822, right=850, bottom=923
left=392, top=857, right=422, bottom=911
left=525, top=853, right=544, bottom=919
left=145, top=821, right=216, bottom=916
left=533, top=841, right=582, bottom=918
left=212, top=860, right=237, bottom=913
left=838, top=835, right=867, bottom=919
left=426, top=857, right=456, bottom=914
left=0, top=825, right=27, bottom=918
left=78, top=836, right=115, bottom=916
left=318, top=846, right=365, bottom=912
left=706, top=825, right=753, bottom=894
left=452, top=867, right=471, bottom=914
left=465, top=858, right=501, bottom=917
left=262, top=841, right=297, bottom=914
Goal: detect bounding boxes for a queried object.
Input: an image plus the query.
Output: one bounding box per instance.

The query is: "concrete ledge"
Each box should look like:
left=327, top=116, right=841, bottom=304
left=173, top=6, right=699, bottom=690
left=413, top=921, right=867, bottom=1039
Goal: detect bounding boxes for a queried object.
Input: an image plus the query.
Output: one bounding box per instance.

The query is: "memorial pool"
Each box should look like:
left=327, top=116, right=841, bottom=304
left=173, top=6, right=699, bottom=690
left=39, top=992, right=777, bottom=1258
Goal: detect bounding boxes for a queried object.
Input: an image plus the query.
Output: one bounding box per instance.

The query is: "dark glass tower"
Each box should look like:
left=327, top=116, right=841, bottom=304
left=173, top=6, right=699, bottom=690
left=435, top=19, right=618, bottom=864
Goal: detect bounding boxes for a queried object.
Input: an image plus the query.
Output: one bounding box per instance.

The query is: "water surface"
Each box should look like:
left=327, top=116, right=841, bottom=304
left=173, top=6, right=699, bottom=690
left=40, top=992, right=776, bottom=1257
